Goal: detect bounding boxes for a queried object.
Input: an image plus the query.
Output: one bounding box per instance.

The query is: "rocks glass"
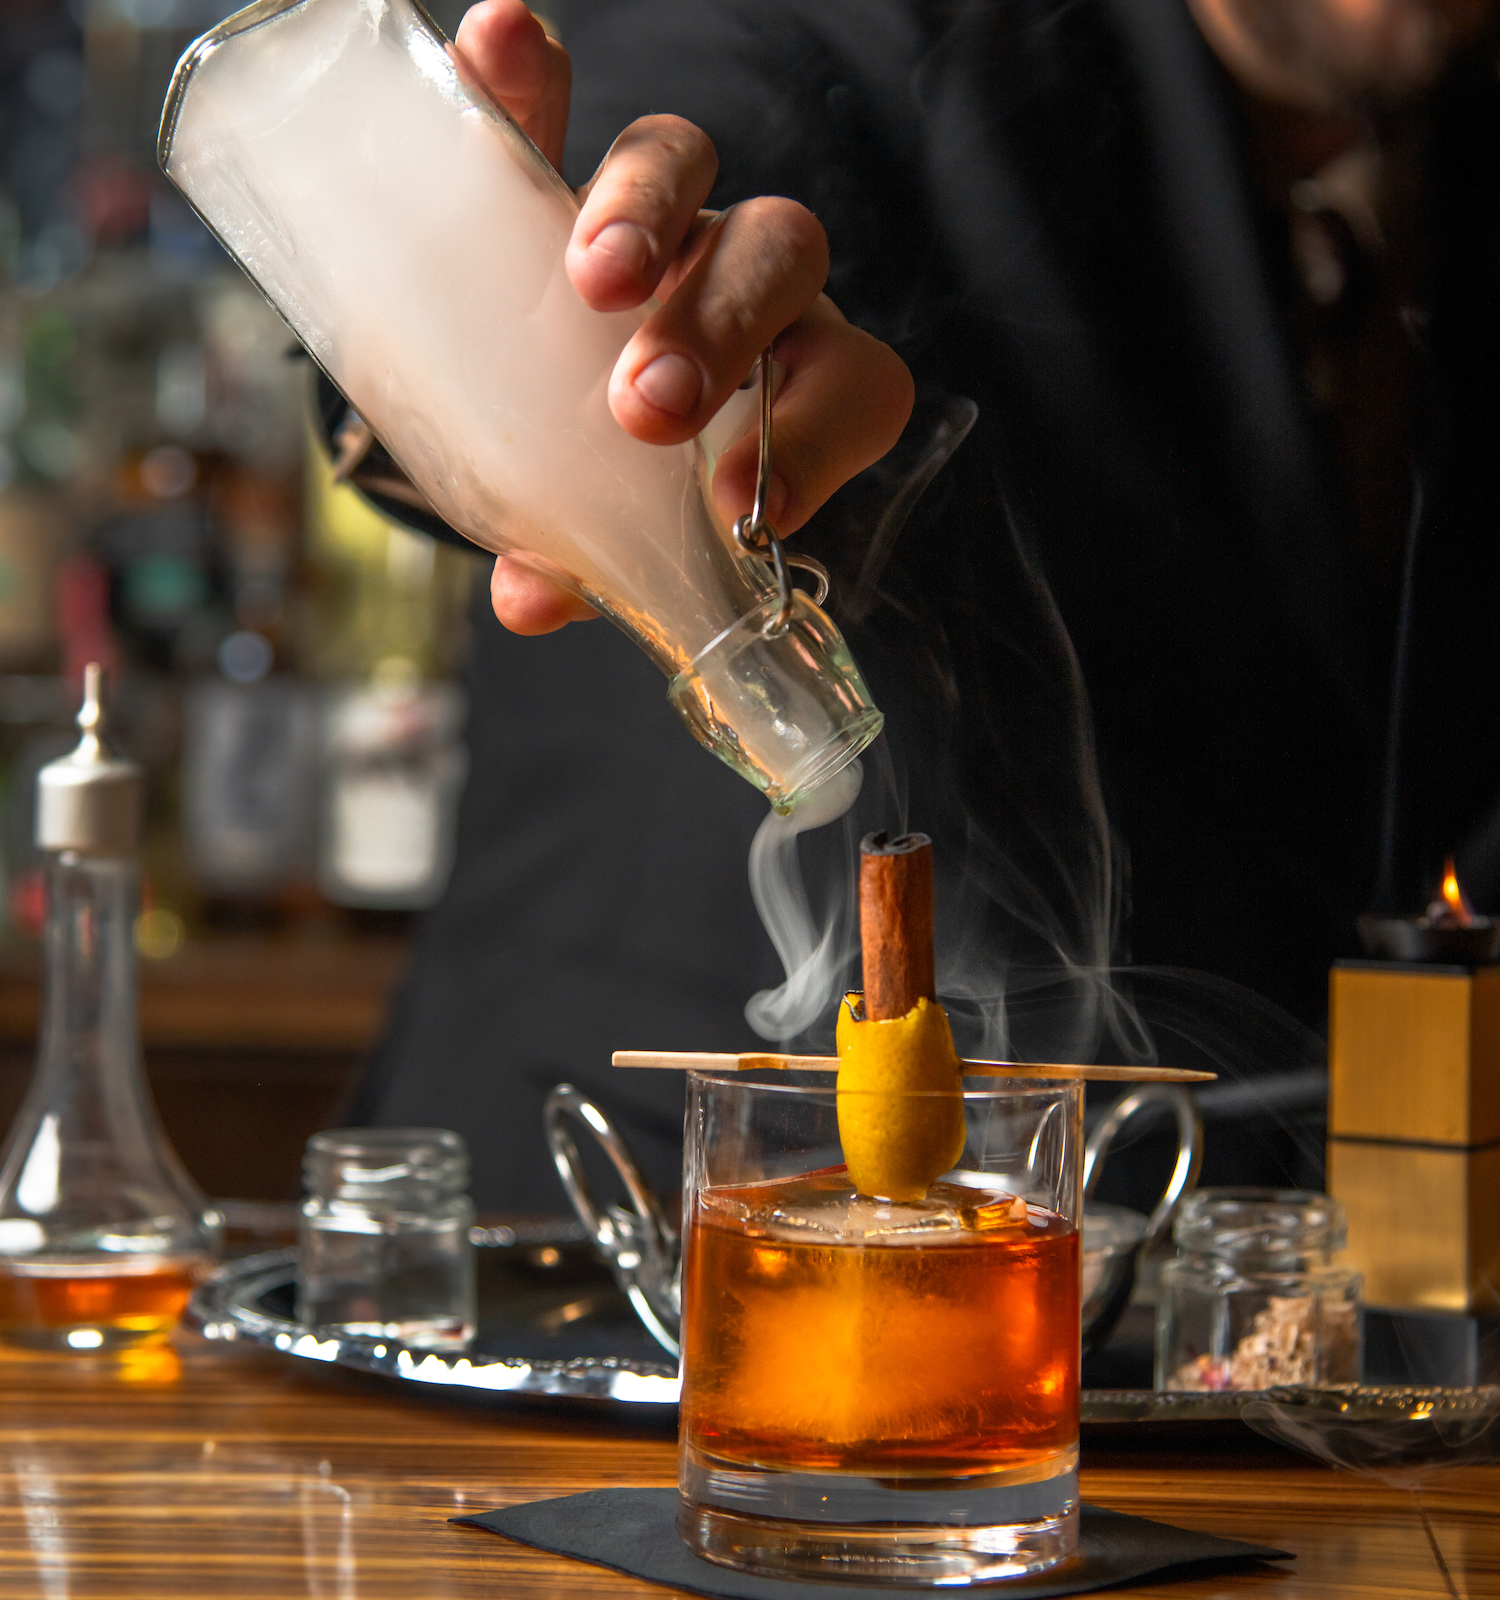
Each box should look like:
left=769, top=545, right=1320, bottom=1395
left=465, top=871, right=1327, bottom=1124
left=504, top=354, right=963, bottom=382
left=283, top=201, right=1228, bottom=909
left=676, top=1070, right=1083, bottom=1586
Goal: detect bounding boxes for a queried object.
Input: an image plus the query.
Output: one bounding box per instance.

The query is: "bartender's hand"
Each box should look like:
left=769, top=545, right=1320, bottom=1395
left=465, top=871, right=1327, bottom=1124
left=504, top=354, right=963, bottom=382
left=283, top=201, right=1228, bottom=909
left=457, top=0, right=915, bottom=634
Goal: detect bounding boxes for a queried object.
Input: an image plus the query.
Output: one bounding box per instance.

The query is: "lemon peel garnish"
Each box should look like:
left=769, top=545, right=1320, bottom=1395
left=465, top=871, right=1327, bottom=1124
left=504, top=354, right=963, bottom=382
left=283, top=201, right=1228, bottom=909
left=835, top=993, right=966, bottom=1201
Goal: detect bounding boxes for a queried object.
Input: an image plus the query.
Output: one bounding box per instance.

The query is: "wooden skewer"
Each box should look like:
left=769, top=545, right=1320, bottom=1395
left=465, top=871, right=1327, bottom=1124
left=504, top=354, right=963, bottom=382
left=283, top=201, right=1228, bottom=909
left=612, top=1050, right=1214, bottom=1083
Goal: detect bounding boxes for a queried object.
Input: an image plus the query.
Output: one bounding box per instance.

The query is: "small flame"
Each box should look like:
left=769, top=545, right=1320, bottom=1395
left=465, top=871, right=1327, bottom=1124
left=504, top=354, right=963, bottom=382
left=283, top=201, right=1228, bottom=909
left=1432, top=856, right=1476, bottom=927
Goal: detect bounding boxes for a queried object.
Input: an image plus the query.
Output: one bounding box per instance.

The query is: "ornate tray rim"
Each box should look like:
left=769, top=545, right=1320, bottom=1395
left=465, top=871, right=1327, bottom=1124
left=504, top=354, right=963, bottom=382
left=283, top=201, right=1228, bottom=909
left=193, top=1247, right=1497, bottom=1427
left=192, top=1245, right=681, bottom=1408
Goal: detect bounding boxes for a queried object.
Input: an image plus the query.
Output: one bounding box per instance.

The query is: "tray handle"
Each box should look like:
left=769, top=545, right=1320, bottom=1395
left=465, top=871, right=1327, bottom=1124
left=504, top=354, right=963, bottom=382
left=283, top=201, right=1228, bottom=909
left=1083, top=1085, right=1203, bottom=1245
left=544, top=1084, right=682, bottom=1359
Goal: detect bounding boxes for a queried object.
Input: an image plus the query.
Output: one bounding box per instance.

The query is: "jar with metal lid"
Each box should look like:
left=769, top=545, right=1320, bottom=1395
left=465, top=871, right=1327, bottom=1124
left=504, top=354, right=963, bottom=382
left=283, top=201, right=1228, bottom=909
left=1156, top=1188, right=1362, bottom=1391
left=296, top=1127, right=475, bottom=1349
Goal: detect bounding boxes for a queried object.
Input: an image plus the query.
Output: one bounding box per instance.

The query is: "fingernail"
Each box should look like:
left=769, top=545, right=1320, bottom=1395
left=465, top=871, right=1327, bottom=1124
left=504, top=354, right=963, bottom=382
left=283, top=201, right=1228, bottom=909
left=633, top=352, right=704, bottom=417
left=588, top=220, right=652, bottom=276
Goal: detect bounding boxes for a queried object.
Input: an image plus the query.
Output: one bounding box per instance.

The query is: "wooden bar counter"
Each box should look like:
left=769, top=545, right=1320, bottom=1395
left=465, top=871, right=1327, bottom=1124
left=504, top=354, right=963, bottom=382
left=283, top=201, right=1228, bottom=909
left=0, top=1333, right=1493, bottom=1598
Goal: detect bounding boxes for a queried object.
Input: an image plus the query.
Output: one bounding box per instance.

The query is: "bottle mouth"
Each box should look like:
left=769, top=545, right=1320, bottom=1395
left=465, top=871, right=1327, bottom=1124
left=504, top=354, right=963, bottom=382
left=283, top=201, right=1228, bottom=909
left=1173, top=1187, right=1346, bottom=1258
left=666, top=593, right=883, bottom=813
left=303, top=1127, right=469, bottom=1200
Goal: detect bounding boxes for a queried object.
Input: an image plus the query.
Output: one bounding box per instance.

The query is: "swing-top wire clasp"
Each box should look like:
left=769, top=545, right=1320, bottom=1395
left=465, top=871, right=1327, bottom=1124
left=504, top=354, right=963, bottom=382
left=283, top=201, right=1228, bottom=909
left=732, top=348, right=831, bottom=636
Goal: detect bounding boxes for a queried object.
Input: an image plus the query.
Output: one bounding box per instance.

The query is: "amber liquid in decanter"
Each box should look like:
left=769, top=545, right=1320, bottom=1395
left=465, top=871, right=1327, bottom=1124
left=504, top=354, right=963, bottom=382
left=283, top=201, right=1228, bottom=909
left=0, top=1258, right=201, bottom=1349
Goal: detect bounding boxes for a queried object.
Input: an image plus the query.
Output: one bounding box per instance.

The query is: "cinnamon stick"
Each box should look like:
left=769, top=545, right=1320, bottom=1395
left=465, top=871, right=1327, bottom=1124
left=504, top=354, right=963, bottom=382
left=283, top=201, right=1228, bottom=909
left=859, top=832, right=936, bottom=1020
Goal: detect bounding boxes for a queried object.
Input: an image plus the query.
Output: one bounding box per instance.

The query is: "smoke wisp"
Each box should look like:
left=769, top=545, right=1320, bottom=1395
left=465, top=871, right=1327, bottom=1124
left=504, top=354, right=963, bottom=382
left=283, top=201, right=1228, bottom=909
left=737, top=396, right=1334, bottom=1198
left=744, top=759, right=865, bottom=1041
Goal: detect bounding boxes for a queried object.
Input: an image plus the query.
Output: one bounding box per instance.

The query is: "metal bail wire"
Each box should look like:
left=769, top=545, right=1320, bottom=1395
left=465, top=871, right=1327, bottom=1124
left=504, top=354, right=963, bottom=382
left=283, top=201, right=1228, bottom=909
left=732, top=348, right=830, bottom=635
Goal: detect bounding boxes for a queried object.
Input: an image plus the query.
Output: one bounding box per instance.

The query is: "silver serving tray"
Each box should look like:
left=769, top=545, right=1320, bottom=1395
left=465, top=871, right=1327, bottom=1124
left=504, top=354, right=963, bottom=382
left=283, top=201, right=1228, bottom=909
left=192, top=1241, right=1497, bottom=1432
left=1078, top=1383, right=1500, bottom=1425
left=192, top=1231, right=680, bottom=1409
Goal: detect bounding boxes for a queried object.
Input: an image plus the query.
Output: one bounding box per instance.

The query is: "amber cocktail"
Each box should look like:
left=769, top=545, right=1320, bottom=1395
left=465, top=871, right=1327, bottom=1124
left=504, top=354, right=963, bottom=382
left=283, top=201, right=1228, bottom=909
left=677, top=1073, right=1083, bottom=1586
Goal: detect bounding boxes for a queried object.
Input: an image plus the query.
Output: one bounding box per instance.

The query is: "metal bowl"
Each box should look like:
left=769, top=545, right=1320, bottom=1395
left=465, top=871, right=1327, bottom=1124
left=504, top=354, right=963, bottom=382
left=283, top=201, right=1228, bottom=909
left=1356, top=913, right=1500, bottom=965
left=1081, top=1202, right=1150, bottom=1355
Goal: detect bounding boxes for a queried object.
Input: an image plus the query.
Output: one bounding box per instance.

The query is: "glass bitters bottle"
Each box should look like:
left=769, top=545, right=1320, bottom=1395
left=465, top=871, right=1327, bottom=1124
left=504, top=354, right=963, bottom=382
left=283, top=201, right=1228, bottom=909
left=0, top=665, right=218, bottom=1351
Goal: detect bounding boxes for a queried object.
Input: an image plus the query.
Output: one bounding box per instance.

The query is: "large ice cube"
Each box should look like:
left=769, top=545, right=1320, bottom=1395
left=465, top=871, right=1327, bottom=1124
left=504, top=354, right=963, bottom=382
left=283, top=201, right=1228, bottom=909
left=704, top=1168, right=1039, bottom=1245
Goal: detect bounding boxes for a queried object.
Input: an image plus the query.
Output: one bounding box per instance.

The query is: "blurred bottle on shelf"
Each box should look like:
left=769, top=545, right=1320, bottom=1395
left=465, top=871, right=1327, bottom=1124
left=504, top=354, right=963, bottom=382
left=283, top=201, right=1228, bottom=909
left=302, top=424, right=474, bottom=910
left=56, top=550, right=117, bottom=683
left=5, top=0, right=478, bottom=932
left=300, top=413, right=473, bottom=684
left=1, top=298, right=85, bottom=514
left=318, top=662, right=466, bottom=911
left=94, top=442, right=224, bottom=674
left=0, top=676, right=76, bottom=940
left=0, top=305, right=77, bottom=932
left=0, top=482, right=68, bottom=673
left=181, top=636, right=319, bottom=903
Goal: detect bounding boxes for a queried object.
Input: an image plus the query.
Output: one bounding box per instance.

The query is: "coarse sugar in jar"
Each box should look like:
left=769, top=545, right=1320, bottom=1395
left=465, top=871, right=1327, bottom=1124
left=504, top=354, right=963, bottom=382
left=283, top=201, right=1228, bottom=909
left=1156, top=1188, right=1361, bottom=1392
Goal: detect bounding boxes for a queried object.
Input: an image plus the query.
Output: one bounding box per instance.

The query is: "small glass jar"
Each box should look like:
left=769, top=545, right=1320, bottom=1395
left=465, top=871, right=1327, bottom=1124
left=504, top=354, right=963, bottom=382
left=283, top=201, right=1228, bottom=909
left=296, top=1127, right=475, bottom=1349
left=1156, top=1188, right=1362, bottom=1392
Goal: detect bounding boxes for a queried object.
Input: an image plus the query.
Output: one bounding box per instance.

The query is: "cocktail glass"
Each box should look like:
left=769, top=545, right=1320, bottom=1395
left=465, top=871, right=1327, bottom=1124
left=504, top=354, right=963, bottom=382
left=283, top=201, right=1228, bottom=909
left=677, top=1070, right=1083, bottom=1585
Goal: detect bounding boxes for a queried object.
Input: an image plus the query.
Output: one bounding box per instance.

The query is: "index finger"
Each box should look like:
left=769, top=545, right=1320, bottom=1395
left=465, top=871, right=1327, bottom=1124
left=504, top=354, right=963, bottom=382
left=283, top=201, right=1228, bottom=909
left=567, top=117, right=719, bottom=313
left=453, top=0, right=571, bottom=168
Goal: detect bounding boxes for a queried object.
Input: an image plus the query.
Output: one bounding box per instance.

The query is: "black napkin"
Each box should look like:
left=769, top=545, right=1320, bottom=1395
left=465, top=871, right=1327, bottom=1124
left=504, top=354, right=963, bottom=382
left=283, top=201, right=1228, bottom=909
left=454, top=1487, right=1290, bottom=1598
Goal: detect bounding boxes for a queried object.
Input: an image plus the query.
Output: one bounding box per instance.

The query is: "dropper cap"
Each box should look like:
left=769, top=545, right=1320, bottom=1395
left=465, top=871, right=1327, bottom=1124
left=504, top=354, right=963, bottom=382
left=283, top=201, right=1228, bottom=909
left=35, top=664, right=144, bottom=856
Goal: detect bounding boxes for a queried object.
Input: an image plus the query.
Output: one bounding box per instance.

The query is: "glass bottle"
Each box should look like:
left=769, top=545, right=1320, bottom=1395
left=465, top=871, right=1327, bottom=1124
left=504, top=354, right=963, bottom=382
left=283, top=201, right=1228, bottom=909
left=296, top=1127, right=475, bottom=1349
left=0, top=665, right=218, bottom=1351
left=182, top=667, right=319, bottom=898
left=158, top=0, right=882, bottom=813
left=1156, top=1188, right=1362, bottom=1391
left=316, top=663, right=466, bottom=911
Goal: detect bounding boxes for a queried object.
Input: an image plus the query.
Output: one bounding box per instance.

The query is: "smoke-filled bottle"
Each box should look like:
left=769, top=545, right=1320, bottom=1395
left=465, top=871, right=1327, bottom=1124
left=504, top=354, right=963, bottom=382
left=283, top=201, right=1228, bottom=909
left=0, top=666, right=217, bottom=1351
left=157, top=0, right=882, bottom=813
